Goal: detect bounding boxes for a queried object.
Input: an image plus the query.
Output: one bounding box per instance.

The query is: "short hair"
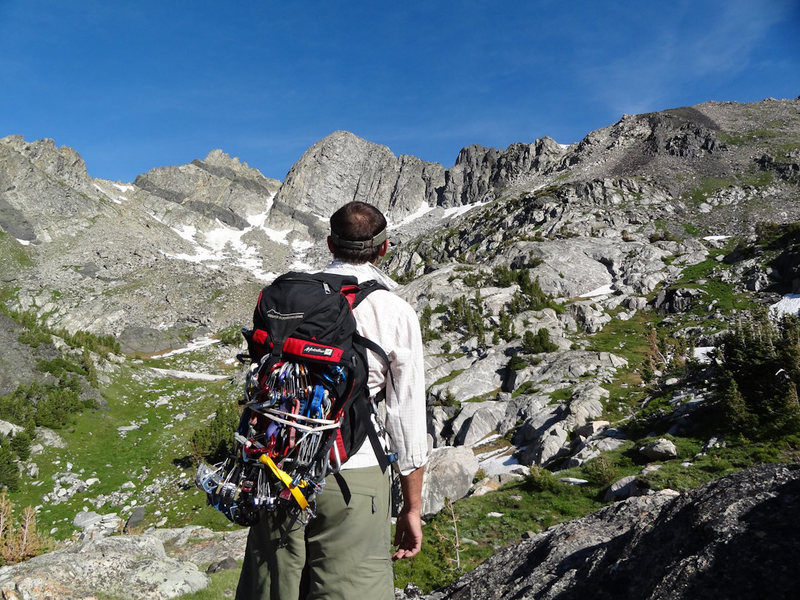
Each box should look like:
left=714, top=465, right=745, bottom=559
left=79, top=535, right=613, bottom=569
left=329, top=201, right=388, bottom=264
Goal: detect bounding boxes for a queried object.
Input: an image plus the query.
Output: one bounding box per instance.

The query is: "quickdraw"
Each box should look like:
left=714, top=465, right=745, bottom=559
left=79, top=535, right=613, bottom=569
left=196, top=359, right=347, bottom=527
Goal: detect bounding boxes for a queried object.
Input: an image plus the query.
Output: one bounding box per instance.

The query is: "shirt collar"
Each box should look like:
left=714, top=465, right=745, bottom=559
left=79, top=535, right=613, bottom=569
left=323, top=259, right=398, bottom=290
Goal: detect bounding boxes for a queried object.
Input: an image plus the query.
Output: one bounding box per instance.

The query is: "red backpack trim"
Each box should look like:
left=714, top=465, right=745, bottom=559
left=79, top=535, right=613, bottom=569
left=282, top=337, right=344, bottom=363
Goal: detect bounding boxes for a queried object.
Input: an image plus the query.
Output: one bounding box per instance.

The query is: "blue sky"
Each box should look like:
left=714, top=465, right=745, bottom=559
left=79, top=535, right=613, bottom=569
left=1, top=0, right=798, bottom=183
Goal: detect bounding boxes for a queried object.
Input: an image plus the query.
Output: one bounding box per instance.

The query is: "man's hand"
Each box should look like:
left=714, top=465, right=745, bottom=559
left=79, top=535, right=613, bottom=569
left=393, top=507, right=422, bottom=560
left=392, top=466, right=424, bottom=560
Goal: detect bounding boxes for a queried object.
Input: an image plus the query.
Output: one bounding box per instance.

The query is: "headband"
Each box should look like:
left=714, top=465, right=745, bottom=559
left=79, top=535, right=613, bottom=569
left=329, top=227, right=387, bottom=250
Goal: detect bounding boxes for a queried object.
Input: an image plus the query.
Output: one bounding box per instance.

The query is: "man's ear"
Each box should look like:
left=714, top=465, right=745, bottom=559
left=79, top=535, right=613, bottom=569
left=378, top=238, right=389, bottom=257
left=327, top=236, right=336, bottom=254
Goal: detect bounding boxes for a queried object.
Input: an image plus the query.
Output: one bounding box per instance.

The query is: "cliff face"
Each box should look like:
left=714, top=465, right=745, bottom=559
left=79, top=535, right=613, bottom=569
left=272, top=130, right=447, bottom=224
left=272, top=131, right=570, bottom=224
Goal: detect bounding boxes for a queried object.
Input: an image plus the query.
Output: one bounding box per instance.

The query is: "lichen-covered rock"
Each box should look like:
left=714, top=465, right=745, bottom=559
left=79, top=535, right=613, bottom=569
left=422, top=463, right=800, bottom=600
left=0, top=534, right=209, bottom=599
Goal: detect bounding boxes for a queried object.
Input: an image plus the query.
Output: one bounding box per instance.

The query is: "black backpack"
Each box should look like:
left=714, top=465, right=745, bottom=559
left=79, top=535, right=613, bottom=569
left=195, top=272, right=395, bottom=530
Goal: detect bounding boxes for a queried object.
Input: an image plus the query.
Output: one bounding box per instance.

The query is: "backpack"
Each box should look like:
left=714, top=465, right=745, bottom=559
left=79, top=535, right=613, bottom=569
left=195, top=271, right=395, bottom=531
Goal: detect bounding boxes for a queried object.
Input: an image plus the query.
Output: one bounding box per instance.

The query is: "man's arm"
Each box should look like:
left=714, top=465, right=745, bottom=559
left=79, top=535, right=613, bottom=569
left=392, top=466, right=424, bottom=560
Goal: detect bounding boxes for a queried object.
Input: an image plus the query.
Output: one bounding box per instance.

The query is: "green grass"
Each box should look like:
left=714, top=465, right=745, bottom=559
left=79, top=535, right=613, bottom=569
left=548, top=387, right=573, bottom=404
left=393, top=473, right=606, bottom=592
left=9, top=349, right=242, bottom=538
left=432, top=369, right=465, bottom=387
left=176, top=567, right=242, bottom=599
left=0, top=231, right=34, bottom=268
left=585, top=310, right=655, bottom=364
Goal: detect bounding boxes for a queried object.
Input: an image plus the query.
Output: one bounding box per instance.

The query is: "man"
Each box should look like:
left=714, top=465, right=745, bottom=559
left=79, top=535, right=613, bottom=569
left=236, top=201, right=429, bottom=599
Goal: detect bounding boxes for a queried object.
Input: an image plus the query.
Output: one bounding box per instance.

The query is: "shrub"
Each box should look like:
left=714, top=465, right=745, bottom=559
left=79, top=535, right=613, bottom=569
left=190, top=400, right=241, bottom=463
left=714, top=308, right=800, bottom=438
left=526, top=465, right=563, bottom=493
left=0, top=442, right=19, bottom=492
left=218, top=325, right=244, bottom=347
left=0, top=491, right=49, bottom=565
left=9, top=431, right=32, bottom=462
left=522, top=329, right=558, bottom=354
left=0, top=377, right=94, bottom=430
left=507, top=354, right=528, bottom=371
left=582, top=455, right=619, bottom=487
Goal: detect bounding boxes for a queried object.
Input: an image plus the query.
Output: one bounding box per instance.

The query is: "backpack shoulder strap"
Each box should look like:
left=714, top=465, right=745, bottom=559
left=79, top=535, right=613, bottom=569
left=353, top=333, right=394, bottom=388
left=350, top=279, right=388, bottom=308
left=340, top=278, right=396, bottom=387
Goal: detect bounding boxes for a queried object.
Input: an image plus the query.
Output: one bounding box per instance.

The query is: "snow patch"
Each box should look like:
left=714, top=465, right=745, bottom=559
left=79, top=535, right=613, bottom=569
left=388, top=199, right=492, bottom=230
left=160, top=199, right=283, bottom=281
left=391, top=202, right=435, bottom=229
left=288, top=239, right=315, bottom=271
left=475, top=442, right=522, bottom=476
left=150, top=367, right=228, bottom=381
left=113, top=183, right=134, bottom=193
left=151, top=337, right=220, bottom=358
left=443, top=200, right=491, bottom=220
left=580, top=284, right=614, bottom=298
left=693, top=346, right=715, bottom=364
left=703, top=235, right=731, bottom=242
left=171, top=225, right=198, bottom=244
left=15, top=238, right=31, bottom=246
left=93, top=182, right=125, bottom=204
left=771, top=294, right=800, bottom=318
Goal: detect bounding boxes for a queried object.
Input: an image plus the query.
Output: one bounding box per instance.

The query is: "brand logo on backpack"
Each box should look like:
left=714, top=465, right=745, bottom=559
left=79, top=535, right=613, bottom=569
left=303, top=344, right=334, bottom=358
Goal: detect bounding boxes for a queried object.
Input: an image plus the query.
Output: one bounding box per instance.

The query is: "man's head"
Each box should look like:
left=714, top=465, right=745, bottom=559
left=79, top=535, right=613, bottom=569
left=328, top=201, right=389, bottom=264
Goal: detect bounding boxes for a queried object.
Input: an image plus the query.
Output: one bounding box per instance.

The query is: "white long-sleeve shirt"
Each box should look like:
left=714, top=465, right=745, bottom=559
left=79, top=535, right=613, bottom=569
left=322, top=259, right=429, bottom=476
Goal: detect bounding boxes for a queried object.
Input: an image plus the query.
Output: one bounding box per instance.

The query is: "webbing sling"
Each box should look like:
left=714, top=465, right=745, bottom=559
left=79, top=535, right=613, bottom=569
left=258, top=454, right=309, bottom=510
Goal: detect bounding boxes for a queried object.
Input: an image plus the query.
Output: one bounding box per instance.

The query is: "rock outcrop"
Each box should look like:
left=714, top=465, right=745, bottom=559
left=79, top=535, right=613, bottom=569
left=273, top=130, right=446, bottom=226
left=0, top=139, right=289, bottom=352
left=422, top=463, right=800, bottom=600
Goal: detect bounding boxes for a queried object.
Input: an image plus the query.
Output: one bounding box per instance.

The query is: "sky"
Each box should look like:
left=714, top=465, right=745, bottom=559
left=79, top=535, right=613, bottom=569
left=0, top=0, right=798, bottom=183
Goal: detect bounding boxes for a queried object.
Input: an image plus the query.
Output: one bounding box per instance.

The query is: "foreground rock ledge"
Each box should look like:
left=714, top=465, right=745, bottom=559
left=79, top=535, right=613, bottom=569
left=421, top=463, right=800, bottom=600
left=0, top=527, right=248, bottom=600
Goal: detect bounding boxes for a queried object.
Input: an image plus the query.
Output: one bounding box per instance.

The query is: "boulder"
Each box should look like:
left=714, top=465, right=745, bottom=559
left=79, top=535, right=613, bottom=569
left=428, top=405, right=455, bottom=447
left=451, top=401, right=507, bottom=447
left=640, top=438, right=679, bottom=461
left=471, top=473, right=525, bottom=497
left=567, top=383, right=608, bottom=426
left=73, top=510, right=123, bottom=539
left=421, top=446, right=480, bottom=518
left=574, top=420, right=610, bottom=438
left=0, top=420, right=23, bottom=438
left=602, top=475, right=644, bottom=502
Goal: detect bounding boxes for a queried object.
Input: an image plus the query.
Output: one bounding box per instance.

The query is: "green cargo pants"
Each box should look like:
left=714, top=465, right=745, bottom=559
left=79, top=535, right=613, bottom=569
left=235, top=465, right=393, bottom=600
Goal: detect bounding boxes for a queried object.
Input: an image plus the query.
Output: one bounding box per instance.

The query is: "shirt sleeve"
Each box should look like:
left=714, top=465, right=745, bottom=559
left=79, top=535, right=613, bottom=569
left=355, top=292, right=429, bottom=475
left=383, top=300, right=429, bottom=475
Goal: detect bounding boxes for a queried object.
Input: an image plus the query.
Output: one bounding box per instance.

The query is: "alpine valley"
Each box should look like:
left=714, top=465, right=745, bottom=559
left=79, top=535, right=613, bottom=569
left=1, top=97, right=800, bottom=599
